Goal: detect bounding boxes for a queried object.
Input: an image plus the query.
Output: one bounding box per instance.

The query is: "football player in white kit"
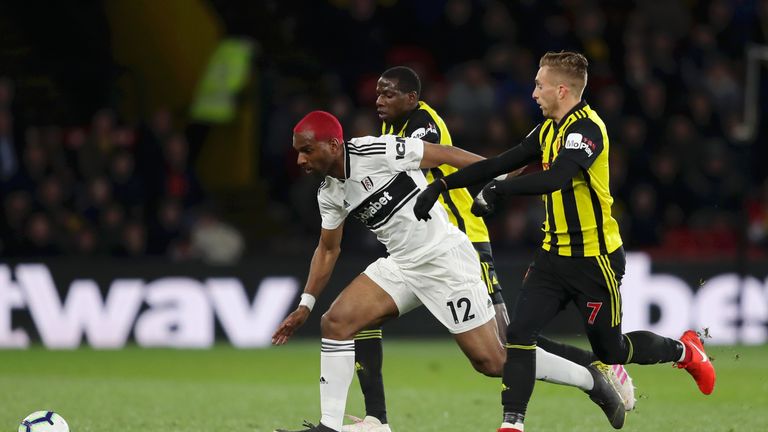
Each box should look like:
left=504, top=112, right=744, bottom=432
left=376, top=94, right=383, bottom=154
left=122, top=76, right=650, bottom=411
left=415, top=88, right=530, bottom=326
left=272, top=111, right=624, bottom=432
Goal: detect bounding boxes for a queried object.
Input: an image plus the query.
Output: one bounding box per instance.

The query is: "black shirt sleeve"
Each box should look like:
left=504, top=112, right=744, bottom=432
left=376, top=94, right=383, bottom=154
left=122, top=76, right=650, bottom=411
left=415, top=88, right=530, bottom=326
left=403, top=109, right=441, bottom=143
left=442, top=124, right=543, bottom=190
left=555, top=119, right=604, bottom=170
left=493, top=157, right=581, bottom=196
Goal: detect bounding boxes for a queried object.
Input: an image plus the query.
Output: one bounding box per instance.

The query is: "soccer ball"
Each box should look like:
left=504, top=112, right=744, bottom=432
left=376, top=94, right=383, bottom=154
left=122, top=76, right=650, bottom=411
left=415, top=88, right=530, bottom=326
left=18, top=411, right=69, bottom=432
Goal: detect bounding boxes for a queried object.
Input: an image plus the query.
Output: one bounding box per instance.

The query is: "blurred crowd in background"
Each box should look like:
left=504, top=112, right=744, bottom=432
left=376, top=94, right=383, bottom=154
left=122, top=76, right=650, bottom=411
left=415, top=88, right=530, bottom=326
left=0, top=80, right=244, bottom=263
left=257, top=0, right=768, bottom=258
left=1, top=0, right=767, bottom=262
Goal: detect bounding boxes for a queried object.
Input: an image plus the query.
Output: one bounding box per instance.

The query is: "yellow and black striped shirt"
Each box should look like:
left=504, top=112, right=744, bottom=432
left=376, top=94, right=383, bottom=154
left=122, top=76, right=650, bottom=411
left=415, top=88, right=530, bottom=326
left=382, top=101, right=490, bottom=243
left=535, top=101, right=622, bottom=257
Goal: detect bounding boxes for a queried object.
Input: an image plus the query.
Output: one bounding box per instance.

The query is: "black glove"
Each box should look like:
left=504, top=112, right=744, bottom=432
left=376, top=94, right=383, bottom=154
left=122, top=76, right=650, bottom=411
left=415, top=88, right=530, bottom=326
left=413, top=180, right=445, bottom=221
left=471, top=180, right=499, bottom=217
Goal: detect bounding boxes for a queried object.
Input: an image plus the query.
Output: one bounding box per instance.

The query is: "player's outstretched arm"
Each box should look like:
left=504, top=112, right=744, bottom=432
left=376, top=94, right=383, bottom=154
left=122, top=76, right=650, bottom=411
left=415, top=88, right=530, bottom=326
left=413, top=140, right=540, bottom=221
left=490, top=157, right=580, bottom=196
left=272, top=224, right=344, bottom=345
left=441, top=140, right=541, bottom=190
left=471, top=158, right=581, bottom=217
left=419, top=142, right=484, bottom=169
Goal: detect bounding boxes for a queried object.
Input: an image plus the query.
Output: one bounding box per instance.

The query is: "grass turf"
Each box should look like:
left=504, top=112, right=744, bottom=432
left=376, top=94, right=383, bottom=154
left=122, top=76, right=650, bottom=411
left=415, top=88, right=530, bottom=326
left=1, top=340, right=766, bottom=431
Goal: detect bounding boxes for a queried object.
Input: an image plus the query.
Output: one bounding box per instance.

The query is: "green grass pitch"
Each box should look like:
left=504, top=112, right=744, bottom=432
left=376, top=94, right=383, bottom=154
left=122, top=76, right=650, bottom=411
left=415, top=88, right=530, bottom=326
left=1, top=340, right=766, bottom=431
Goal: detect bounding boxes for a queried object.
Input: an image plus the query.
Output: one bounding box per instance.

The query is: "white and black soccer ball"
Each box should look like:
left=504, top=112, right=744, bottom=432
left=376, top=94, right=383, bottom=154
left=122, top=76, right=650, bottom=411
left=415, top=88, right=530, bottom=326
left=18, top=411, right=69, bottom=432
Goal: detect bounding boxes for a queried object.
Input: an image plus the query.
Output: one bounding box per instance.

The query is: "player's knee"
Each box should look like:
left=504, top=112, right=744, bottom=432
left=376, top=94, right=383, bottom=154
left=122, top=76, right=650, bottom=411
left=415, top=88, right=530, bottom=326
left=320, top=310, right=354, bottom=340
left=469, top=344, right=507, bottom=377
left=469, top=349, right=505, bottom=377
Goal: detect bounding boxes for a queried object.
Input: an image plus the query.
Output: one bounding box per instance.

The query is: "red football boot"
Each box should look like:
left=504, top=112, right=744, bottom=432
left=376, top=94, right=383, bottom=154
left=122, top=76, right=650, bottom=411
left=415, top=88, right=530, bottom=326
left=676, top=330, right=716, bottom=395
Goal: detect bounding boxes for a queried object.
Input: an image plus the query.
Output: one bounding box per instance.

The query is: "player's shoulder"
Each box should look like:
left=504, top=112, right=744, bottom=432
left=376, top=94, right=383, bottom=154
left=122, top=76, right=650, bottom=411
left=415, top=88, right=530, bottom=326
left=405, top=105, right=442, bottom=142
left=348, top=135, right=395, bottom=147
left=349, top=135, right=380, bottom=146
left=412, top=102, right=446, bottom=129
left=317, top=177, right=346, bottom=211
left=346, top=136, right=391, bottom=159
left=317, top=176, right=333, bottom=196
left=521, top=121, right=547, bottom=147
left=411, top=106, right=438, bottom=124
left=408, top=111, right=440, bottom=140
left=566, top=116, right=602, bottom=139
left=528, top=121, right=548, bottom=136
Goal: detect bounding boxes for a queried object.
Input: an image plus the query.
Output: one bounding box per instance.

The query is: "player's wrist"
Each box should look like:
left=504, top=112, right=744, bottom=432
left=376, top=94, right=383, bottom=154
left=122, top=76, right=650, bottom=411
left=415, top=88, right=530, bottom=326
left=298, top=293, right=316, bottom=312
left=429, top=178, right=447, bottom=192
left=482, top=180, right=498, bottom=200
left=438, top=177, right=448, bottom=191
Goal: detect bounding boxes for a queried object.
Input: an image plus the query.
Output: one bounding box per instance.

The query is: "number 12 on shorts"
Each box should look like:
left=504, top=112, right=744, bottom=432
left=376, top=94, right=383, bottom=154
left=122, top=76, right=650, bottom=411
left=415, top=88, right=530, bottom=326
left=586, top=301, right=602, bottom=325
left=447, top=297, right=475, bottom=324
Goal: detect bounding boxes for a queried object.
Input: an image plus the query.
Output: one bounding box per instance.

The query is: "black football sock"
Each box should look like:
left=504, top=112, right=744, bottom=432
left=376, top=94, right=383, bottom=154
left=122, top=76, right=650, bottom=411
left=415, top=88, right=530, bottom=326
left=623, top=331, right=684, bottom=364
left=536, top=335, right=598, bottom=367
left=501, top=345, right=536, bottom=419
left=354, top=329, right=387, bottom=424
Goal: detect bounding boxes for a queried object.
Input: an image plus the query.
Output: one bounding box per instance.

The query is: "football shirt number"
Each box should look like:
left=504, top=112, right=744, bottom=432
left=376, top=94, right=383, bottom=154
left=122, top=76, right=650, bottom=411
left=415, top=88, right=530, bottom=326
left=447, top=297, right=475, bottom=324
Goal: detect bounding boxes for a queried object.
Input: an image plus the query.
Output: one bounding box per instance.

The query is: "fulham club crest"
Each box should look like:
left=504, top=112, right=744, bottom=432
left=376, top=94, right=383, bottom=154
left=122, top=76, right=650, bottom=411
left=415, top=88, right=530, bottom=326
left=362, top=176, right=374, bottom=191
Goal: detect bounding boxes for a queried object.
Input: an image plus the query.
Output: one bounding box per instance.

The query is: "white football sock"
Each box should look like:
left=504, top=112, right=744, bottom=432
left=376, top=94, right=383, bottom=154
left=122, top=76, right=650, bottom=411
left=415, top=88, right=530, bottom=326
left=677, top=341, right=686, bottom=362
left=319, top=338, right=356, bottom=431
left=535, top=347, right=594, bottom=391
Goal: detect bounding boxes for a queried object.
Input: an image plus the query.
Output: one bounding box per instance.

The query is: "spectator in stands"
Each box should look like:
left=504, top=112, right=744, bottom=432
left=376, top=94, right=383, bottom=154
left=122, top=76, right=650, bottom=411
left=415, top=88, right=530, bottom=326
left=147, top=199, right=185, bottom=256
left=109, top=150, right=144, bottom=212
left=160, top=133, right=203, bottom=207
left=0, top=190, right=32, bottom=254
left=20, top=212, right=61, bottom=257
left=100, top=202, right=127, bottom=253
left=187, top=206, right=244, bottom=265
left=115, top=221, right=147, bottom=258
left=79, top=176, right=112, bottom=225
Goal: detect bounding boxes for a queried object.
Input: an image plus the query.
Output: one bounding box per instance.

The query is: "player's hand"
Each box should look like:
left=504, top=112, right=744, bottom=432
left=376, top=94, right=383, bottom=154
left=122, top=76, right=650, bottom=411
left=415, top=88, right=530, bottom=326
left=413, top=181, right=445, bottom=221
left=471, top=181, right=499, bottom=217
left=272, top=306, right=311, bottom=345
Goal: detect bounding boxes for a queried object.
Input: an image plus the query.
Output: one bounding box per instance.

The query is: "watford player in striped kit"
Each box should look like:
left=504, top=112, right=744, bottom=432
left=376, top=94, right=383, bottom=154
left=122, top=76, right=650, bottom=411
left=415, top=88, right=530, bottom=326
left=343, top=66, right=636, bottom=432
left=413, top=52, right=716, bottom=432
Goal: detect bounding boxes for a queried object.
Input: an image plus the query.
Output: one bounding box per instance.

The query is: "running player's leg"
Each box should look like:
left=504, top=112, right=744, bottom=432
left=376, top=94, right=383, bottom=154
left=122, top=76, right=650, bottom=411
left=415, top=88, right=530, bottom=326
left=572, top=248, right=681, bottom=365
left=536, top=335, right=597, bottom=366
left=405, top=240, right=503, bottom=375
left=448, top=307, right=607, bottom=388
left=351, top=327, right=388, bottom=427
left=481, top=243, right=633, bottom=410
left=453, top=316, right=506, bottom=376
left=537, top=334, right=636, bottom=411
left=500, top=267, right=626, bottom=431
left=317, top=273, right=401, bottom=432
left=500, top=254, right=567, bottom=430
left=462, top=242, right=602, bottom=387
left=572, top=248, right=715, bottom=394
left=479, top=242, right=607, bottom=367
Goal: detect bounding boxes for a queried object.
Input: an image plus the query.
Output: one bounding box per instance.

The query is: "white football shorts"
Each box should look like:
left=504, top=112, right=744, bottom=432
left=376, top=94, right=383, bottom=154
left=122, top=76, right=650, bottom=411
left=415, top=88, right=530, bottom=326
left=363, top=238, right=495, bottom=334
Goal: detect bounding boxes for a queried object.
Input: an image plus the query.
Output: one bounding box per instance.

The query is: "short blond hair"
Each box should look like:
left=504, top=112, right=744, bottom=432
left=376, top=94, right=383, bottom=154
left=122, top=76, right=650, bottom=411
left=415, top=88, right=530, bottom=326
left=539, top=51, right=588, bottom=97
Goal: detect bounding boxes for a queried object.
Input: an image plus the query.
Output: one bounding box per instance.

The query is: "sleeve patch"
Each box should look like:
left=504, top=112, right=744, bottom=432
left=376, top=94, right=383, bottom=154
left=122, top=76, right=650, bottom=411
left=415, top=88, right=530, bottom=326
left=563, top=133, right=596, bottom=157
left=409, top=123, right=437, bottom=140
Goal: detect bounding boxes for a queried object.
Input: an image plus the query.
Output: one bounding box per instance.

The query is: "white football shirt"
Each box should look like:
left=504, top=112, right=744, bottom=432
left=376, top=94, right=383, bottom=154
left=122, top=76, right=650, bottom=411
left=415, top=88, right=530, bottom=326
left=318, top=135, right=465, bottom=268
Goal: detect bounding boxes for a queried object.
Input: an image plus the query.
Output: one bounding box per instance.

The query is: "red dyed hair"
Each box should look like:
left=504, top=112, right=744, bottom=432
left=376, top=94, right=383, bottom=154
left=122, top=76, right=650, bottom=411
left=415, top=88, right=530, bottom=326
left=293, top=111, right=344, bottom=143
